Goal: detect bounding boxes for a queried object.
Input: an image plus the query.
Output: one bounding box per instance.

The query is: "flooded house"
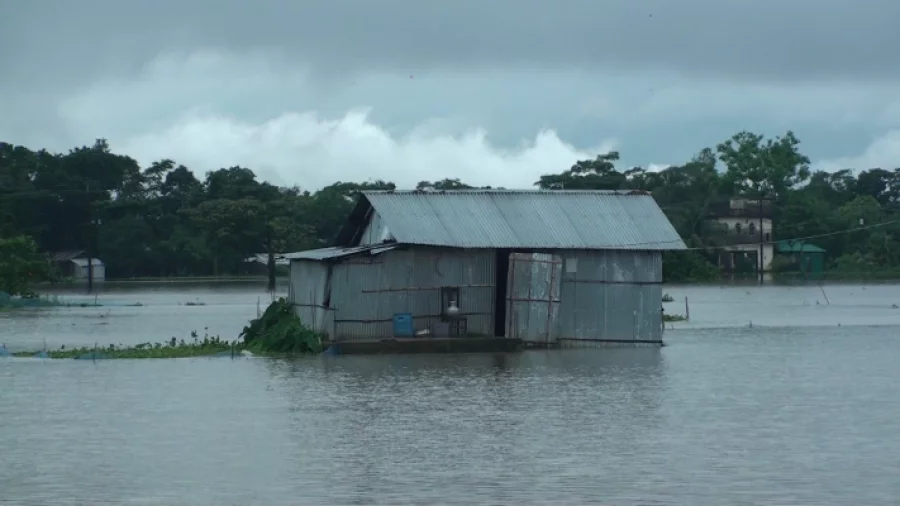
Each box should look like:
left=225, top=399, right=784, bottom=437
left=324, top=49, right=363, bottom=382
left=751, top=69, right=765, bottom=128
left=285, top=190, right=686, bottom=347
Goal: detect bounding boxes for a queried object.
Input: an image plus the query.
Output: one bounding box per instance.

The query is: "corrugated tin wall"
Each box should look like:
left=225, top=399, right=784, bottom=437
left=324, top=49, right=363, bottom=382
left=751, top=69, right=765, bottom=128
left=288, top=260, right=334, bottom=335
left=330, top=248, right=495, bottom=340
left=557, top=250, right=663, bottom=342
left=293, top=247, right=664, bottom=343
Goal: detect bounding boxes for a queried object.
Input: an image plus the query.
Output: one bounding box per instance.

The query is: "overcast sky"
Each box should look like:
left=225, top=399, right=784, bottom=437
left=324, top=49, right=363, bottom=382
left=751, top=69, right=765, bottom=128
left=3, top=0, right=900, bottom=190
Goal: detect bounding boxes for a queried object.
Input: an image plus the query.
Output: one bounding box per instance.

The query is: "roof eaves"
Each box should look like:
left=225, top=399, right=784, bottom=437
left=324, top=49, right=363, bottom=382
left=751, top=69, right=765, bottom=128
left=334, top=194, right=374, bottom=246
left=284, top=244, right=398, bottom=261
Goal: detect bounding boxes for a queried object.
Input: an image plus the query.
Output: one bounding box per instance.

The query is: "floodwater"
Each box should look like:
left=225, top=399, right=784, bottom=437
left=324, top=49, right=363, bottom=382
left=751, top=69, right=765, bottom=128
left=2, top=281, right=900, bottom=505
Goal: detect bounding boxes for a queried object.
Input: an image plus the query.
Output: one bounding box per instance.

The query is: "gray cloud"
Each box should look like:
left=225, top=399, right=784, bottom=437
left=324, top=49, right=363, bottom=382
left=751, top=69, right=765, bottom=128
left=5, top=0, right=900, bottom=84
left=2, top=0, right=900, bottom=190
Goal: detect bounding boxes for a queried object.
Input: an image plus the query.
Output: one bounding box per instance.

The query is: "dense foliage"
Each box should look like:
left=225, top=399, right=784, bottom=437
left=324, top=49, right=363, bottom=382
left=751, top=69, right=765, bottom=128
left=3, top=131, right=900, bottom=281
left=240, top=298, right=324, bottom=354
left=0, top=235, right=53, bottom=295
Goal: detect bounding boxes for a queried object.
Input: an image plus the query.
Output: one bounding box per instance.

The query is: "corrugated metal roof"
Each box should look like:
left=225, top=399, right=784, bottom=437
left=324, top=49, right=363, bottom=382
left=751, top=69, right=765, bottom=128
left=243, top=253, right=290, bottom=266
left=358, top=190, right=686, bottom=250
left=50, top=250, right=85, bottom=262
left=283, top=244, right=397, bottom=261
left=775, top=241, right=826, bottom=253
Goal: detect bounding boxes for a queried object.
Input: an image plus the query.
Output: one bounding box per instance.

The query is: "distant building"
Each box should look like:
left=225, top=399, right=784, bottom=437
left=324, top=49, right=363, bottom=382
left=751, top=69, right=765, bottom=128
left=242, top=253, right=289, bottom=276
left=707, top=198, right=774, bottom=274
left=284, top=189, right=686, bottom=347
left=775, top=241, right=826, bottom=278
left=243, top=253, right=290, bottom=266
left=50, top=251, right=105, bottom=282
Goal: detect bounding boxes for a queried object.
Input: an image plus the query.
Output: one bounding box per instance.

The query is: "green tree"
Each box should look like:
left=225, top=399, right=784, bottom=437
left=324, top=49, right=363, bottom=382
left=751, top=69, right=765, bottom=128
left=5, top=130, right=900, bottom=282
left=536, top=151, right=627, bottom=190
left=416, top=178, right=476, bottom=190
left=0, top=236, right=52, bottom=295
left=717, top=131, right=811, bottom=198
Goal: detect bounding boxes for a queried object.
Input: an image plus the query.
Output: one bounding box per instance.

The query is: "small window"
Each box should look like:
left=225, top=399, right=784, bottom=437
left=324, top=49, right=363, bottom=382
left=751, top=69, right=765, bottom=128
left=748, top=222, right=756, bottom=235
left=735, top=223, right=742, bottom=234
left=565, top=258, right=578, bottom=273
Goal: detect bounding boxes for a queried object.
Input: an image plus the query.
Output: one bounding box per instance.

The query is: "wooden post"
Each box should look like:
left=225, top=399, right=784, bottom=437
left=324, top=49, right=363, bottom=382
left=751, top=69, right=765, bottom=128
left=685, top=296, right=690, bottom=321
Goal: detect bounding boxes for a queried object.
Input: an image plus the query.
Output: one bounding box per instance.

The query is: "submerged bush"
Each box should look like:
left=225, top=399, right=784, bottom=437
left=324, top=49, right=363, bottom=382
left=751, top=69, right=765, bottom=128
left=240, top=297, right=323, bottom=354
left=663, top=313, right=687, bottom=322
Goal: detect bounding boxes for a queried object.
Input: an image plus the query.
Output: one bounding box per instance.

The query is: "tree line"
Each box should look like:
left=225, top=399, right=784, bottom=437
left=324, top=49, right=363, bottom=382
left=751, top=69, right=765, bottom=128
left=3, top=130, right=900, bottom=288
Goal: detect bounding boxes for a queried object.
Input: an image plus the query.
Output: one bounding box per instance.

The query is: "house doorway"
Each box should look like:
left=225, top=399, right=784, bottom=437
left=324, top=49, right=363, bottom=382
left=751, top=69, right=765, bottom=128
left=494, top=249, right=511, bottom=337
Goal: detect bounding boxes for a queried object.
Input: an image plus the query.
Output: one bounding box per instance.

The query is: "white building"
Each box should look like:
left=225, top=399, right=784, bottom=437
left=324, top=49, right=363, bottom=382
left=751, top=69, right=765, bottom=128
left=709, top=198, right=774, bottom=273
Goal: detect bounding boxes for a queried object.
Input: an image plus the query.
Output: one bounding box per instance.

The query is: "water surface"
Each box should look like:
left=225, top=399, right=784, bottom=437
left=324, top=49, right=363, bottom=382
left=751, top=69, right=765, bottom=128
left=2, top=282, right=900, bottom=505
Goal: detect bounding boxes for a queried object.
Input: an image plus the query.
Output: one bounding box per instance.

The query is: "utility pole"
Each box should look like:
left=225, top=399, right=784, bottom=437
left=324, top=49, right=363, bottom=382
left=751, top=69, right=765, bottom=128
left=86, top=183, right=94, bottom=294
left=758, top=194, right=765, bottom=285
left=266, top=226, right=276, bottom=293
left=265, top=204, right=276, bottom=293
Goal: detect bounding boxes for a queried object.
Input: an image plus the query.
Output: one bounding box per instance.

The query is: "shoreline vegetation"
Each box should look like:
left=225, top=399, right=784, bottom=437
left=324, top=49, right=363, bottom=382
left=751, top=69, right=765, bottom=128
left=0, top=293, right=103, bottom=311
left=10, top=336, right=239, bottom=360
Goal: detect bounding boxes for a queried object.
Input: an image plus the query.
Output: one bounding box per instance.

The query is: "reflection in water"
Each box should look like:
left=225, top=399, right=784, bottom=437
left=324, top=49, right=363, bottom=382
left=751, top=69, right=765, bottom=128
left=266, top=349, right=668, bottom=505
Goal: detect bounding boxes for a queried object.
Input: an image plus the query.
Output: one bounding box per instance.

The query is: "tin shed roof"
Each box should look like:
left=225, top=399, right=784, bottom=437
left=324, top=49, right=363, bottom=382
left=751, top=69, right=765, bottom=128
left=283, top=244, right=397, bottom=261
left=775, top=241, right=826, bottom=254
left=337, top=190, right=686, bottom=250
left=50, top=250, right=85, bottom=262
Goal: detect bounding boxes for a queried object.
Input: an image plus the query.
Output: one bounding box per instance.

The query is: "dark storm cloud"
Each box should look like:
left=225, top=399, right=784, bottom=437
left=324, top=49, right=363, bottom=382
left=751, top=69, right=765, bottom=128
left=3, top=0, right=899, bottom=86
left=2, top=0, right=900, bottom=186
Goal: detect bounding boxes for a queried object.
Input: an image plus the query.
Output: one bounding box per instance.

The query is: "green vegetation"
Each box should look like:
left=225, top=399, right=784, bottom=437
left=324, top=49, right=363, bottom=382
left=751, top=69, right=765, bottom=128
left=663, top=313, right=688, bottom=323
left=11, top=334, right=238, bottom=359
left=662, top=293, right=674, bottom=302
left=4, top=132, right=900, bottom=282
left=240, top=297, right=325, bottom=354
left=0, top=236, right=54, bottom=297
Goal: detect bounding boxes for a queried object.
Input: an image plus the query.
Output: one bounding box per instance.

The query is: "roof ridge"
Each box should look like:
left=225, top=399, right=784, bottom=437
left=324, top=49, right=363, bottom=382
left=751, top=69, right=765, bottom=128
left=361, top=189, right=639, bottom=195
